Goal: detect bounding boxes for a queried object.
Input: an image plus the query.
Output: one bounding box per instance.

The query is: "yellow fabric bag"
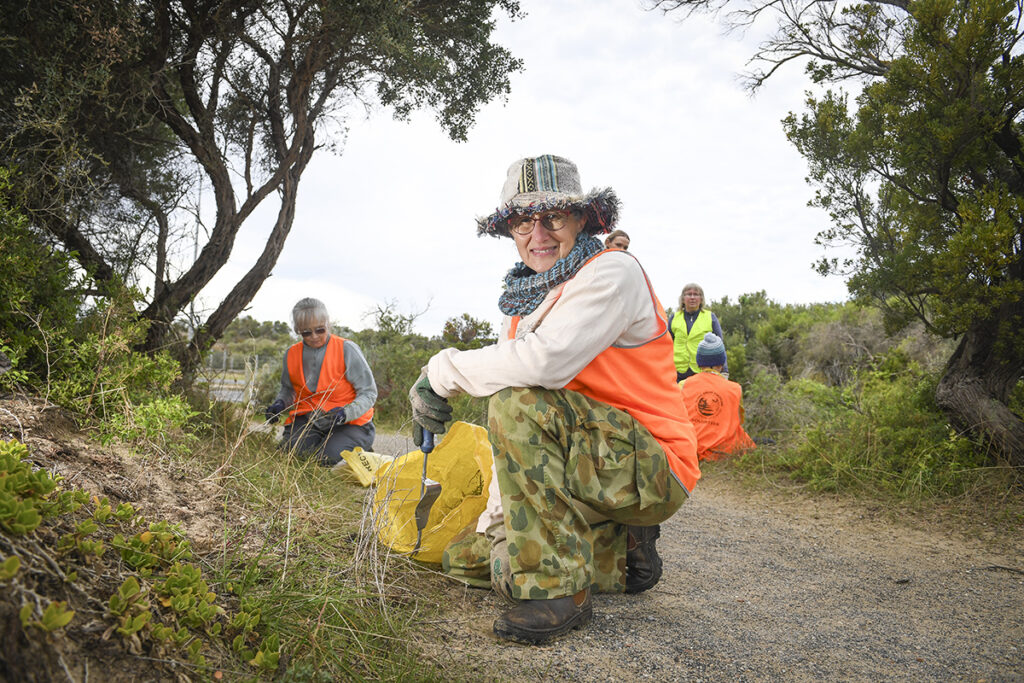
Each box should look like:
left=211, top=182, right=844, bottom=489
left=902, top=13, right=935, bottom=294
left=373, top=421, right=492, bottom=564
left=338, top=448, right=395, bottom=487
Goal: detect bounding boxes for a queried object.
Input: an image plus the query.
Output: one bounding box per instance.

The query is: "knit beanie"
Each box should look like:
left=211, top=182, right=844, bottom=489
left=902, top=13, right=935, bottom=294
left=695, top=332, right=726, bottom=368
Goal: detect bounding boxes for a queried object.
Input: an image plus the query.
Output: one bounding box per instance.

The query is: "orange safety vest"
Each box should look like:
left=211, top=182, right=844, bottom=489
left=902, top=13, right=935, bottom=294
left=509, top=252, right=701, bottom=494
left=680, top=371, right=755, bottom=461
left=284, top=335, right=374, bottom=426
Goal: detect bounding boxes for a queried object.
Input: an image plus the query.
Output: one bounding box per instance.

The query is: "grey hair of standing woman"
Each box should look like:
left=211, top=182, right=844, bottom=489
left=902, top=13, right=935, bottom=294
left=677, top=283, right=705, bottom=311
left=291, top=298, right=329, bottom=333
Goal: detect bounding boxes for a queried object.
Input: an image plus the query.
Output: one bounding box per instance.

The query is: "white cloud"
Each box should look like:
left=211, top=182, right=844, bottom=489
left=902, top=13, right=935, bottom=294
left=197, top=0, right=851, bottom=333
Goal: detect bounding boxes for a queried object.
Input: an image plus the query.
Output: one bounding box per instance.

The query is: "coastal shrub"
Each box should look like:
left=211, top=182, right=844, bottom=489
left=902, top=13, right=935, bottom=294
left=758, top=349, right=989, bottom=497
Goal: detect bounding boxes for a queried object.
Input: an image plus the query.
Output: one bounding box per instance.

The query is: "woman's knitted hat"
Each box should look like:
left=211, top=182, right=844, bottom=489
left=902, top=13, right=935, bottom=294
left=696, top=333, right=727, bottom=368
left=477, top=154, right=619, bottom=238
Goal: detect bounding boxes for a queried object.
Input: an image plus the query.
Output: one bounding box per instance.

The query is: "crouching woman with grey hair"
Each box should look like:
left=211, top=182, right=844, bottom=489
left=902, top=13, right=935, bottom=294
left=264, top=298, right=377, bottom=466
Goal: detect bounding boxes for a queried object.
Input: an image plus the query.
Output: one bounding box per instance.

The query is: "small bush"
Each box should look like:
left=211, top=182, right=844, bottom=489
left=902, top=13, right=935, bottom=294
left=0, top=169, right=83, bottom=390
left=45, top=289, right=200, bottom=449
left=742, top=365, right=840, bottom=442
left=757, top=350, right=991, bottom=498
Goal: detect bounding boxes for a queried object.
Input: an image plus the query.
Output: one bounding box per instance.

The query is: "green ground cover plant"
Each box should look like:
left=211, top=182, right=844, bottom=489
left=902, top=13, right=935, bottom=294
left=0, top=438, right=280, bottom=678
left=0, top=406, right=454, bottom=681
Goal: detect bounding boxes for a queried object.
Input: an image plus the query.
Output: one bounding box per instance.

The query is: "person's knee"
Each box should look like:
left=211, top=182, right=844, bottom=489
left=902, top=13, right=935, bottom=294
left=280, top=430, right=307, bottom=452
left=488, top=386, right=548, bottom=430
left=319, top=451, right=342, bottom=467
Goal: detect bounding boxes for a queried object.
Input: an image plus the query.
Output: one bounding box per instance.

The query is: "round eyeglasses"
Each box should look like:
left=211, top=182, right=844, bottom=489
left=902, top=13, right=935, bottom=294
left=508, top=210, right=572, bottom=236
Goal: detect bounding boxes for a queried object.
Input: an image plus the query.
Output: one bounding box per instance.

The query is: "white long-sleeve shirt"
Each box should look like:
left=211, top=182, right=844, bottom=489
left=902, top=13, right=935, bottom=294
left=427, top=251, right=664, bottom=398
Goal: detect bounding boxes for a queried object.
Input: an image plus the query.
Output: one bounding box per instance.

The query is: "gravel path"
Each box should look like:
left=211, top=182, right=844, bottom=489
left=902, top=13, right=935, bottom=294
left=373, top=432, right=1024, bottom=682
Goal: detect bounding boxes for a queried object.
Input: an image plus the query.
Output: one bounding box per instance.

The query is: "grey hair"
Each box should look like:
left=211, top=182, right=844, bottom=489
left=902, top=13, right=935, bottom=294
left=678, top=283, right=705, bottom=311
left=292, top=297, right=329, bottom=333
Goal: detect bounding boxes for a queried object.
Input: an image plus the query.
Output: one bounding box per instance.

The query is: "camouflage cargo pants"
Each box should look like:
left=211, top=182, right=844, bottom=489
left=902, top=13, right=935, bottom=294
left=486, top=386, right=688, bottom=601
left=443, top=514, right=628, bottom=600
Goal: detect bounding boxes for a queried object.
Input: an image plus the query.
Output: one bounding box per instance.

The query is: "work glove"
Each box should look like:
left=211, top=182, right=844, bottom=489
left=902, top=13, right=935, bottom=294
left=311, top=406, right=346, bottom=431
left=409, top=368, right=452, bottom=447
left=265, top=399, right=286, bottom=423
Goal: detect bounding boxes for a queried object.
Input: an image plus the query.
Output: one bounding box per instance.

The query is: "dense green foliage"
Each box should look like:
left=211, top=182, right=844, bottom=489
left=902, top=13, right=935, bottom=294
left=741, top=350, right=996, bottom=498
left=0, top=170, right=81, bottom=384
left=712, top=290, right=953, bottom=387
left=708, top=292, right=1016, bottom=500
left=1, top=173, right=195, bottom=446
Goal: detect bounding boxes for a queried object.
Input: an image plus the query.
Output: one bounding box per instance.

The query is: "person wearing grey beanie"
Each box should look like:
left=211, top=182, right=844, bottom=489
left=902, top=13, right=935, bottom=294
left=695, top=332, right=727, bottom=369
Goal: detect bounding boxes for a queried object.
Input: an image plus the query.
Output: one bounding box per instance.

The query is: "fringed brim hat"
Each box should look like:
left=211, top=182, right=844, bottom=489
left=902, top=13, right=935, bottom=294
left=477, top=154, right=620, bottom=238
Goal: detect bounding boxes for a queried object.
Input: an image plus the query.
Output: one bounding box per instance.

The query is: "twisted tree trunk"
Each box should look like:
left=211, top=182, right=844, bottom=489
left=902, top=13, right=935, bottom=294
left=935, top=307, right=1024, bottom=467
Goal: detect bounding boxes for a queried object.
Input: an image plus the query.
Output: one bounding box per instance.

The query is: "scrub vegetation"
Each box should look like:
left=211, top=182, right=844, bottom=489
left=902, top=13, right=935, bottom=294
left=708, top=292, right=1022, bottom=512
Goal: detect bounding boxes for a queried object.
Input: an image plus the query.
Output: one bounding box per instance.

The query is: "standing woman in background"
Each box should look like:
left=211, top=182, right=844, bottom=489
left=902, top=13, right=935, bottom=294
left=668, top=283, right=727, bottom=381
left=264, top=298, right=377, bottom=466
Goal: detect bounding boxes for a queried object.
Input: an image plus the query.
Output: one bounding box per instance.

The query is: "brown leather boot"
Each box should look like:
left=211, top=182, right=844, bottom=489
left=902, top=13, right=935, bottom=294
left=492, top=588, right=592, bottom=644
left=625, top=524, right=662, bottom=593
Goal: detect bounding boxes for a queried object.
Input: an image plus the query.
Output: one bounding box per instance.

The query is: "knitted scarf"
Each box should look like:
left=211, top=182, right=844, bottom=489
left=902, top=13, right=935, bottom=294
left=498, top=234, right=605, bottom=316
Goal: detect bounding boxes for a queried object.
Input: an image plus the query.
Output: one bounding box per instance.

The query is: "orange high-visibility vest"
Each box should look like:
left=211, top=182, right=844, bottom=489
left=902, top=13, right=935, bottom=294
left=510, top=252, right=700, bottom=493
left=680, top=371, right=755, bottom=461
left=285, top=335, right=374, bottom=426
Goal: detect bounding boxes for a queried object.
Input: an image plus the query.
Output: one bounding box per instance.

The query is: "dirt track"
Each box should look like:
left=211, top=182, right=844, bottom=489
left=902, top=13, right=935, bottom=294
left=374, top=433, right=1024, bottom=682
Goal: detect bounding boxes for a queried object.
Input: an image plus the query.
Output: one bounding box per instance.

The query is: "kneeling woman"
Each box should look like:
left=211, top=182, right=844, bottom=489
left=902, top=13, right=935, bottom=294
left=265, top=298, right=377, bottom=466
left=409, top=155, right=699, bottom=645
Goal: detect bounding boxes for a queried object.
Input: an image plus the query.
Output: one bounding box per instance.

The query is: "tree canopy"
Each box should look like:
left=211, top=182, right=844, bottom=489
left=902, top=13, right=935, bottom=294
left=649, top=0, right=1024, bottom=464
left=0, top=0, right=522, bottom=370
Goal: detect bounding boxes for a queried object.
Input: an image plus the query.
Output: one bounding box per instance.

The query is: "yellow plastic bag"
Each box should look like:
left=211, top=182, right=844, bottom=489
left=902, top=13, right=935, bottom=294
left=338, top=448, right=395, bottom=487
left=373, top=421, right=492, bottom=564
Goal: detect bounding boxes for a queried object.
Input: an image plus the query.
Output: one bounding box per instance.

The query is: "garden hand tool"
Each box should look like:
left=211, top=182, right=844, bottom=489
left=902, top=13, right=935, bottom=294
left=413, top=430, right=442, bottom=554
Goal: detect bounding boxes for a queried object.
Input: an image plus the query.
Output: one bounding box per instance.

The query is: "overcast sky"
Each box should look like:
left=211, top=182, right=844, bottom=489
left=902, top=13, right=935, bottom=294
left=199, top=0, right=850, bottom=335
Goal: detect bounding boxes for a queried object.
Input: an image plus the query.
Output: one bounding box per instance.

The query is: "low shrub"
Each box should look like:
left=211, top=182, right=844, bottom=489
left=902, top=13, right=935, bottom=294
left=742, top=349, right=995, bottom=499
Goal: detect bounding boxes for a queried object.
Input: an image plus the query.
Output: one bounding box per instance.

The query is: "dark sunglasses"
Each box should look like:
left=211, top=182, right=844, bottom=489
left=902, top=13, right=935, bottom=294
left=300, top=326, right=327, bottom=338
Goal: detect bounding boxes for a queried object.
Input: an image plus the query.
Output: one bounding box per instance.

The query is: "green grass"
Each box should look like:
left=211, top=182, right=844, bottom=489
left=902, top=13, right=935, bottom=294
left=1, top=394, right=458, bottom=681
left=191, top=402, right=454, bottom=681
